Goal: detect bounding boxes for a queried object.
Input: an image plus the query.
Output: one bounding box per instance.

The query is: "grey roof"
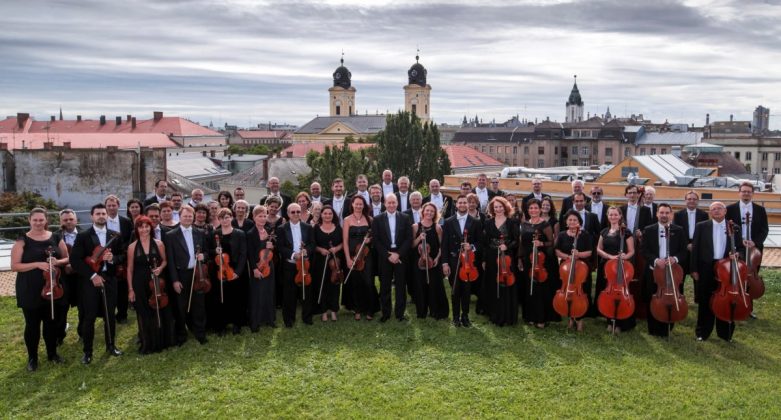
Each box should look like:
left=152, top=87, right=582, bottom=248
left=221, top=161, right=266, bottom=186
left=453, top=126, right=535, bottom=143
left=295, top=115, right=387, bottom=135
left=219, top=154, right=267, bottom=162
left=167, top=153, right=232, bottom=179
left=623, top=125, right=644, bottom=133
left=631, top=154, right=693, bottom=184
left=635, top=131, right=702, bottom=145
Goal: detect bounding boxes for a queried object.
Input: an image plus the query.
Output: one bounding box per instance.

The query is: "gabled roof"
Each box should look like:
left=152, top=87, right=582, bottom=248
left=235, top=130, right=291, bottom=140
left=295, top=115, right=387, bottom=135
left=631, top=154, right=693, bottom=184
left=167, top=153, right=232, bottom=179
left=444, top=145, right=503, bottom=169
left=3, top=133, right=176, bottom=150
left=635, top=132, right=702, bottom=145
left=0, top=115, right=222, bottom=137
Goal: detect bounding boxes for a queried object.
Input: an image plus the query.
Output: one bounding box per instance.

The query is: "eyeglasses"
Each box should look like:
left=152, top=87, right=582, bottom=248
left=289, top=210, right=301, bottom=214
left=592, top=192, right=603, bottom=195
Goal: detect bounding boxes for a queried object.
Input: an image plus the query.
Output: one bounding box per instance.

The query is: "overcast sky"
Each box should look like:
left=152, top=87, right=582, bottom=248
left=1, top=0, right=780, bottom=129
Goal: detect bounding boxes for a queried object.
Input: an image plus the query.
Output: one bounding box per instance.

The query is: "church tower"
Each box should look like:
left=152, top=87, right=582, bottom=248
left=404, top=53, right=431, bottom=122
left=565, top=75, right=584, bottom=123
left=329, top=55, right=355, bottom=117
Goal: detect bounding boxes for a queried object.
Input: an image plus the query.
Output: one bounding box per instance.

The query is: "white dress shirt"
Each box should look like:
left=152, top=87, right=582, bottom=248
left=289, top=222, right=302, bottom=261
left=591, top=201, right=603, bottom=224
left=429, top=193, right=444, bottom=210
left=372, top=203, right=383, bottom=217
left=172, top=210, right=180, bottom=223
left=457, top=213, right=468, bottom=234
left=106, top=215, right=120, bottom=234
left=182, top=226, right=196, bottom=269
left=626, top=204, right=638, bottom=232
left=657, top=225, right=669, bottom=259
left=739, top=201, right=753, bottom=239
left=387, top=211, right=397, bottom=248
left=382, top=182, right=395, bottom=197
left=475, top=188, right=489, bottom=211
left=154, top=226, right=161, bottom=240
left=411, top=209, right=421, bottom=224
left=331, top=196, right=344, bottom=217
left=398, top=192, right=409, bottom=212
left=93, top=225, right=107, bottom=247
left=687, top=209, right=697, bottom=239
left=358, top=190, right=370, bottom=205
left=713, top=220, right=727, bottom=259
left=578, top=209, right=588, bottom=230
left=63, top=229, right=77, bottom=247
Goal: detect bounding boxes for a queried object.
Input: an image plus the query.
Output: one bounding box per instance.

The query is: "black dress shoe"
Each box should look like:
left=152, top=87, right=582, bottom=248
left=397, top=316, right=408, bottom=322
left=303, top=319, right=313, bottom=325
left=284, top=322, right=293, bottom=328
left=107, top=347, right=123, bottom=357
left=48, top=354, right=65, bottom=364
left=380, top=315, right=390, bottom=323
left=81, top=354, right=92, bottom=365
left=26, top=358, right=38, bottom=372
left=116, top=317, right=128, bottom=325
left=197, top=337, right=209, bottom=345
left=452, top=319, right=462, bottom=327
left=232, top=326, right=242, bottom=335
left=461, top=317, right=472, bottom=327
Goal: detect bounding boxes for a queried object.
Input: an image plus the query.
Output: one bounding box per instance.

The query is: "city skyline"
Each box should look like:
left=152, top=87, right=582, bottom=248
left=1, top=0, right=779, bottom=130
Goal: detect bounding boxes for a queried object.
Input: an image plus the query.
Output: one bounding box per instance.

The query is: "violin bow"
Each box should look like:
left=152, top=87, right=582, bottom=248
left=318, top=252, right=330, bottom=305
left=300, top=242, right=306, bottom=301
left=343, top=234, right=369, bottom=285
left=422, top=228, right=430, bottom=285
left=47, top=247, right=56, bottom=320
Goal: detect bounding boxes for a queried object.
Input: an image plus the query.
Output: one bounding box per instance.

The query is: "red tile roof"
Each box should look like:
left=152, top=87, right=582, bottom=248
left=2, top=133, right=177, bottom=150
left=0, top=113, right=221, bottom=137
left=236, top=130, right=292, bottom=139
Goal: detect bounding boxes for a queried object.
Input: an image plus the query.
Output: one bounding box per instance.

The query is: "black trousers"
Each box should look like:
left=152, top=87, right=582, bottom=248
left=81, top=275, right=117, bottom=354
left=173, top=269, right=207, bottom=341
left=378, top=251, right=407, bottom=319
left=22, top=305, right=60, bottom=360
left=695, top=260, right=734, bottom=341
left=448, top=272, right=471, bottom=321
left=282, top=263, right=313, bottom=326
left=116, top=273, right=129, bottom=321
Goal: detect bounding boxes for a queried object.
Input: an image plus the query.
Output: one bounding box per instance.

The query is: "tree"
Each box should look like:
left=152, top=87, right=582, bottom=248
left=375, top=111, right=451, bottom=189
left=298, top=140, right=379, bottom=191
left=0, top=192, right=60, bottom=239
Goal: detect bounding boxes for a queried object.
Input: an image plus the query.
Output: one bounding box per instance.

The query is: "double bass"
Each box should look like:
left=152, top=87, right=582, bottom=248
left=629, top=185, right=647, bottom=319
left=711, top=220, right=752, bottom=323
left=650, top=224, right=687, bottom=326
left=598, top=225, right=635, bottom=327
left=744, top=212, right=765, bottom=299
left=147, top=256, right=168, bottom=328
left=496, top=234, right=515, bottom=298
left=553, top=231, right=589, bottom=321
left=41, top=246, right=63, bottom=320
left=528, top=230, right=548, bottom=296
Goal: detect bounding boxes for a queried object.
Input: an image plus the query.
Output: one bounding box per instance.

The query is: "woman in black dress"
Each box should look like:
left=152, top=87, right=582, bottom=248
left=342, top=195, right=379, bottom=320
left=412, top=203, right=447, bottom=319
left=11, top=208, right=70, bottom=371
left=554, top=210, right=593, bottom=331
left=264, top=196, right=286, bottom=309
left=596, top=206, right=636, bottom=333
left=482, top=197, right=520, bottom=327
left=213, top=208, right=247, bottom=335
left=232, top=200, right=255, bottom=232
left=519, top=199, right=554, bottom=328
left=313, top=206, right=343, bottom=322
left=247, top=205, right=277, bottom=331
left=217, top=191, right=234, bottom=210
left=541, top=196, right=561, bottom=322
left=126, top=215, right=175, bottom=354
left=126, top=198, right=143, bottom=221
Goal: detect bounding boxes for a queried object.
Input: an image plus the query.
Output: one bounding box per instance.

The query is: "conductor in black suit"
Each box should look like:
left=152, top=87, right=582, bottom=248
left=372, top=194, right=412, bottom=322
left=69, top=204, right=125, bottom=364
left=275, top=203, right=316, bottom=327
left=165, top=206, right=210, bottom=345
left=673, top=191, right=709, bottom=278
left=691, top=201, right=745, bottom=341
left=641, top=203, right=687, bottom=337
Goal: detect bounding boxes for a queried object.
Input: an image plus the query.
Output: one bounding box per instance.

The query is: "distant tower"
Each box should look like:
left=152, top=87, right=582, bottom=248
left=404, top=52, right=431, bottom=122
left=329, top=53, right=355, bottom=117
left=604, top=106, right=612, bottom=120
left=565, top=75, right=584, bottom=123
left=753, top=105, right=770, bottom=134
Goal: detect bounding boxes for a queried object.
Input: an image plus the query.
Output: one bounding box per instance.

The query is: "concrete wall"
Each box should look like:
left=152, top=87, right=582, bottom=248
left=14, top=147, right=166, bottom=212
left=0, top=150, right=15, bottom=192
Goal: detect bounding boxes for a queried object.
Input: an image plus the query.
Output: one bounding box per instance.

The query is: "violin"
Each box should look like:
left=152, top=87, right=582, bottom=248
left=457, top=228, right=478, bottom=282
left=214, top=233, right=237, bottom=282
left=84, top=233, right=120, bottom=273
left=192, top=245, right=211, bottom=293
left=256, top=229, right=276, bottom=279
left=528, top=230, right=548, bottom=296
left=294, top=242, right=312, bottom=286
left=328, top=242, right=345, bottom=284
left=352, top=231, right=371, bottom=272
left=417, top=224, right=435, bottom=271
left=650, top=224, right=688, bottom=324
left=598, top=224, right=635, bottom=323
left=553, top=231, right=589, bottom=319
left=711, top=220, right=752, bottom=323
left=41, top=246, right=63, bottom=320
left=496, top=234, right=515, bottom=290
left=744, top=212, right=765, bottom=299
left=147, top=256, right=168, bottom=328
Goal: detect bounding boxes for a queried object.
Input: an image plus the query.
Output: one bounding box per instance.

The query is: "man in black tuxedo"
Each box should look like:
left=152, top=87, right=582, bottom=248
left=521, top=178, right=551, bottom=217
left=472, top=173, right=496, bottom=214
left=52, top=209, right=82, bottom=344
left=380, top=169, right=399, bottom=198
left=395, top=176, right=412, bottom=213
left=641, top=203, right=688, bottom=337
left=104, top=195, right=133, bottom=323
left=726, top=181, right=768, bottom=252
left=404, top=192, right=424, bottom=224
left=324, top=178, right=348, bottom=222
left=309, top=182, right=329, bottom=204
left=343, top=174, right=371, bottom=218
left=69, top=204, right=125, bottom=364
left=371, top=194, right=412, bottom=322
left=275, top=203, right=316, bottom=327
left=260, top=177, right=292, bottom=220
left=673, top=191, right=709, bottom=279
left=637, top=187, right=659, bottom=239
left=165, top=206, right=210, bottom=345
left=619, top=185, right=642, bottom=237
left=143, top=179, right=169, bottom=207
left=368, top=184, right=386, bottom=218
left=691, top=201, right=745, bottom=341
left=441, top=195, right=482, bottom=327
left=587, top=186, right=609, bottom=231
left=423, top=179, right=454, bottom=221
left=561, top=179, right=591, bottom=214
left=489, top=177, right=505, bottom=197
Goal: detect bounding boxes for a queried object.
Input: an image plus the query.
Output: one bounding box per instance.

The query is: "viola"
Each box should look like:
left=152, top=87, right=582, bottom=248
left=41, top=246, right=64, bottom=320
left=744, top=212, right=765, bottom=299
left=84, top=233, right=120, bottom=273
left=257, top=230, right=276, bottom=279
left=457, top=228, right=478, bottom=282
left=496, top=234, right=515, bottom=288
left=711, top=220, right=752, bottom=323
left=598, top=224, right=635, bottom=322
left=147, top=256, right=168, bottom=328
left=650, top=224, right=688, bottom=324
left=553, top=231, right=589, bottom=319
left=528, top=230, right=548, bottom=296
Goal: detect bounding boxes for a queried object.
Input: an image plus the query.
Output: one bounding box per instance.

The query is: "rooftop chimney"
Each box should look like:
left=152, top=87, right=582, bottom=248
left=116, top=116, right=122, bottom=125
left=730, top=114, right=734, bottom=122
left=76, top=115, right=82, bottom=122
left=50, top=116, right=56, bottom=122
left=43, top=142, right=53, bottom=150
left=131, top=117, right=136, bottom=129
left=17, top=112, right=29, bottom=129
left=706, top=113, right=710, bottom=126
left=100, top=115, right=106, bottom=125
left=63, top=142, right=71, bottom=149
left=153, top=111, right=163, bottom=122
left=126, top=114, right=132, bottom=122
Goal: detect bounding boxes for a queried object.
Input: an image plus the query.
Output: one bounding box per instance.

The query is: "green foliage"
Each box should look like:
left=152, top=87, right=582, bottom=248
left=0, top=192, right=60, bottom=239
left=1, top=271, right=781, bottom=417
left=298, top=140, right=379, bottom=191
left=279, top=180, right=298, bottom=199
left=375, top=111, right=451, bottom=188
left=228, top=144, right=275, bottom=156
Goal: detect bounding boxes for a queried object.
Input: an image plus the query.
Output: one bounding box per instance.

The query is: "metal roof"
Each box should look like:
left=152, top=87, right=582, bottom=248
left=635, top=132, right=702, bottom=145
left=631, top=154, right=693, bottom=184
left=295, top=115, right=387, bottom=134
left=167, top=153, right=231, bottom=179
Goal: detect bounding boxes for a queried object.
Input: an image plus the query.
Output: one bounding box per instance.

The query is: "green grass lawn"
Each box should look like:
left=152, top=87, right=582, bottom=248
left=1, top=271, right=780, bottom=418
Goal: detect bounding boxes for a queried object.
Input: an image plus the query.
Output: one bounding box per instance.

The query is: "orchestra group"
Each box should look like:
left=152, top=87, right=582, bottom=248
left=11, top=172, right=768, bottom=372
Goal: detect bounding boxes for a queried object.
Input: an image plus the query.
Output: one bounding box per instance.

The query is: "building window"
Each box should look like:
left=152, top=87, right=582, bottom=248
left=581, top=158, right=590, bottom=166
left=776, top=153, right=781, bottom=160
left=481, top=146, right=486, bottom=153
left=605, top=148, right=613, bottom=157
left=761, top=167, right=767, bottom=173
left=411, top=104, right=417, bottom=114
left=762, top=152, right=768, bottom=161
left=335, top=105, right=341, bottom=115
left=582, top=147, right=589, bottom=155
left=572, top=146, right=578, bottom=155
left=650, top=148, right=656, bottom=155
left=572, top=159, right=578, bottom=165
left=513, top=146, right=517, bottom=154
left=746, top=152, right=752, bottom=160
left=554, top=146, right=559, bottom=155
left=661, top=148, right=667, bottom=154
left=506, top=146, right=511, bottom=154
left=734, top=152, right=740, bottom=159
left=640, top=148, right=646, bottom=155
left=775, top=168, right=780, bottom=175
left=538, top=146, right=545, bottom=155
left=538, top=159, right=545, bottom=168
left=625, top=148, right=632, bottom=157
left=349, top=106, right=352, bottom=115
left=489, top=146, right=494, bottom=153
left=561, top=158, right=567, bottom=165
left=524, top=146, right=529, bottom=154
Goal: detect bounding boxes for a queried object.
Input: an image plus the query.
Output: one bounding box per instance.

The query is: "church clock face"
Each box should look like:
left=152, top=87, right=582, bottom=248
left=334, top=72, right=341, bottom=79
left=411, top=69, right=418, bottom=77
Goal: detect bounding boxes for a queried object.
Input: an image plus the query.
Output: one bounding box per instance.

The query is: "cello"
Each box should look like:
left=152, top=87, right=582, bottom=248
left=294, top=242, right=312, bottom=300
left=711, top=220, right=752, bottom=323
left=528, top=230, right=548, bottom=296
left=41, top=246, right=64, bottom=320
left=553, top=231, right=589, bottom=321
left=496, top=234, right=515, bottom=298
left=188, top=244, right=211, bottom=313
left=598, top=224, right=635, bottom=330
left=744, top=212, right=765, bottom=299
left=650, top=224, right=687, bottom=326
left=147, top=256, right=168, bottom=328
left=629, top=185, right=647, bottom=319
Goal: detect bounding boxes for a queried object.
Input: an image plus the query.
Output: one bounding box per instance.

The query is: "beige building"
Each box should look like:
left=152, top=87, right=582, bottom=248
left=404, top=54, right=431, bottom=122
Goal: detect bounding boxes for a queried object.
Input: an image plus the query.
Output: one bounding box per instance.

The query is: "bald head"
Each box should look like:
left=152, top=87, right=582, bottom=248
left=710, top=201, right=726, bottom=222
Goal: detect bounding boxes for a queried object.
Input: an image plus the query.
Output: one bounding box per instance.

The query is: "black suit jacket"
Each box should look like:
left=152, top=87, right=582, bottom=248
left=471, top=188, right=496, bottom=212
left=586, top=202, right=609, bottom=231
left=441, top=214, right=483, bottom=266
left=641, top=223, right=688, bottom=271
left=395, top=191, right=412, bottom=212
left=422, top=194, right=454, bottom=220
left=323, top=195, right=349, bottom=220
left=107, top=215, right=133, bottom=249
left=165, top=226, right=211, bottom=283
left=561, top=194, right=591, bottom=214
left=143, top=195, right=167, bottom=208
left=368, top=201, right=387, bottom=218
left=69, top=227, right=124, bottom=279
left=691, top=220, right=745, bottom=299
left=371, top=212, right=412, bottom=259
left=521, top=192, right=551, bottom=215
left=275, top=221, right=315, bottom=268
left=380, top=183, right=400, bottom=195
left=673, top=208, right=709, bottom=243
left=726, top=201, right=768, bottom=251
left=637, top=203, right=658, bottom=233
